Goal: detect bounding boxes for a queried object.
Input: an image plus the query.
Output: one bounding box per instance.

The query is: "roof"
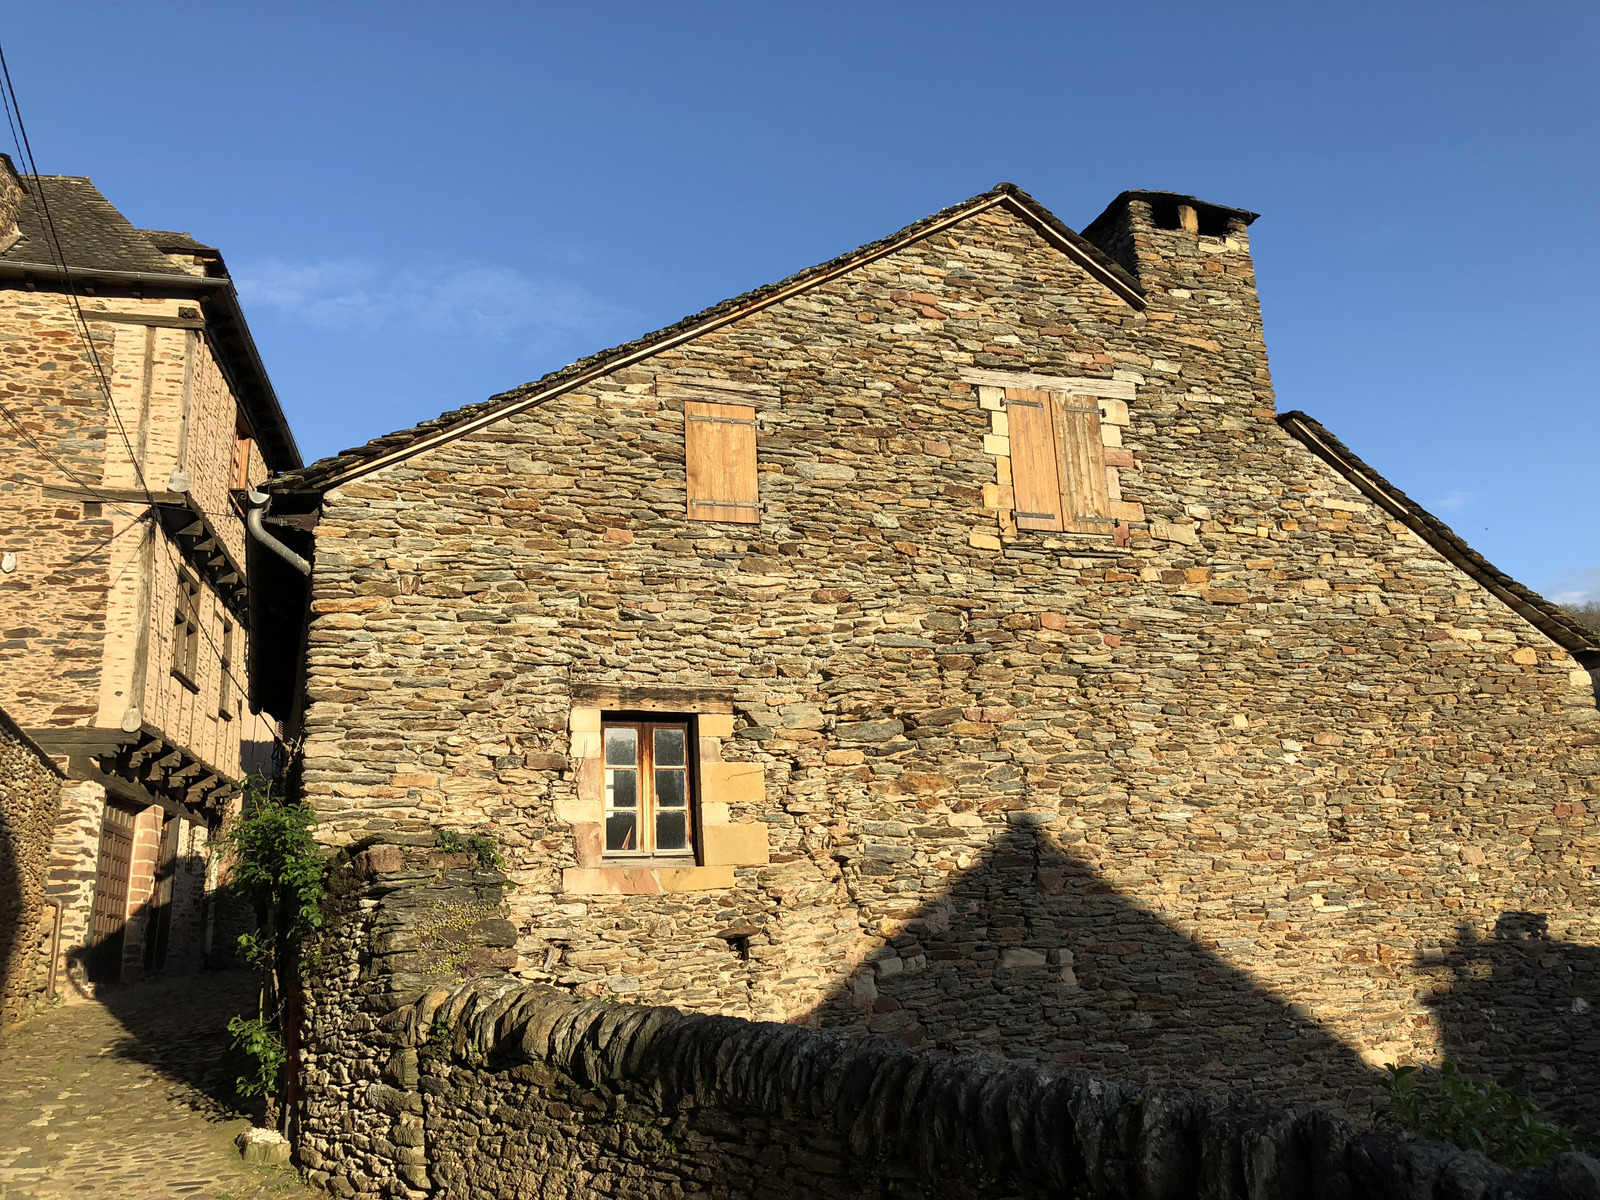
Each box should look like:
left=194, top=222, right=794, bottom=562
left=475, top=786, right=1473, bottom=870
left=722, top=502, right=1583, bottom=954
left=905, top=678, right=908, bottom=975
left=139, top=229, right=221, bottom=257
left=0, top=174, right=301, bottom=471
left=268, top=182, right=1144, bottom=494
left=1278, top=411, right=1600, bottom=665
left=1, top=176, right=193, bottom=275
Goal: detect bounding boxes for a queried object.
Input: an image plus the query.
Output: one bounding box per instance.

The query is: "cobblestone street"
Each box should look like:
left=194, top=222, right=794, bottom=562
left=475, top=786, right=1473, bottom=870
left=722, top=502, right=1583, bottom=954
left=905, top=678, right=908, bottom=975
left=0, top=974, right=319, bottom=1199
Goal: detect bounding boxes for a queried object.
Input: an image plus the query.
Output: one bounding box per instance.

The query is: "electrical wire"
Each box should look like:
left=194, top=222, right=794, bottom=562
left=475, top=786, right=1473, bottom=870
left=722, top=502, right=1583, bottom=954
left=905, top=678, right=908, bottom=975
left=0, top=397, right=141, bottom=509
left=0, top=40, right=287, bottom=756
left=0, top=38, right=156, bottom=511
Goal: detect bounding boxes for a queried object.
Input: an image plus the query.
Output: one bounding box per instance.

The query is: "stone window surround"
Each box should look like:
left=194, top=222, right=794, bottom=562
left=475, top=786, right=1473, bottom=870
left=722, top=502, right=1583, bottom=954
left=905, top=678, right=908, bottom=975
left=560, top=686, right=770, bottom=896
left=958, top=367, right=1167, bottom=551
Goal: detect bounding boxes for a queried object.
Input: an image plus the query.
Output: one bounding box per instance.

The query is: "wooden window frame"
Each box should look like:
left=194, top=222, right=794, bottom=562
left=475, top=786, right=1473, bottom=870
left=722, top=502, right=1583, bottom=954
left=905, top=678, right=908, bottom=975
left=600, top=715, right=698, bottom=862
left=1005, top=387, right=1112, bottom=535
left=171, top=571, right=201, bottom=691
left=684, top=401, right=760, bottom=524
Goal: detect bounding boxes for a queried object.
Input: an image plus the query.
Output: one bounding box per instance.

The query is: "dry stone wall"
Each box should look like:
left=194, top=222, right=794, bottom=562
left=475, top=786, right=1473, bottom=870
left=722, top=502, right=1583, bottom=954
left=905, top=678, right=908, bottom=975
left=296, top=195, right=1600, bottom=1132
left=297, top=853, right=1600, bottom=1200
left=0, top=704, right=64, bottom=1023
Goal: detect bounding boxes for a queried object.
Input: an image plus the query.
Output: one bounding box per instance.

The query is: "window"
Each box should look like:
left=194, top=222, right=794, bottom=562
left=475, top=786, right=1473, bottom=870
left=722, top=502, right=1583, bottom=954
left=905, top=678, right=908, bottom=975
left=231, top=415, right=254, bottom=491
left=1005, top=387, right=1111, bottom=534
left=684, top=401, right=759, bottom=523
left=172, top=572, right=200, bottom=686
left=218, top=619, right=234, bottom=718
left=602, top=719, right=694, bottom=857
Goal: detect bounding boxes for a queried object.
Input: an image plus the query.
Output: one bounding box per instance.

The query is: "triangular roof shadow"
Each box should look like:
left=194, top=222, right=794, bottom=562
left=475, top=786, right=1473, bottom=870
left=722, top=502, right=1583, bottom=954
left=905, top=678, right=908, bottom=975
left=268, top=183, right=1144, bottom=495
left=806, top=821, right=1381, bottom=1114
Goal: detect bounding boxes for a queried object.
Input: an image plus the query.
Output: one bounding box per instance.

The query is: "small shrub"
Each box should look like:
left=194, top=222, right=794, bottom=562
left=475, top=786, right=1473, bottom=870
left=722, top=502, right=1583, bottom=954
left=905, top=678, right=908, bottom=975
left=1381, top=1061, right=1581, bottom=1169
left=437, top=829, right=506, bottom=871
left=226, top=1014, right=287, bottom=1099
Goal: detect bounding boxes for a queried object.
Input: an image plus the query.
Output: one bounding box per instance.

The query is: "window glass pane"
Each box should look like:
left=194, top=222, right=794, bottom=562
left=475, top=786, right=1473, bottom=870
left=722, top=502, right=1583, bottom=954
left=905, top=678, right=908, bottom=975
left=655, top=768, right=686, bottom=809
left=656, top=809, right=688, bottom=852
left=604, top=726, right=637, bottom=767
left=605, top=768, right=637, bottom=810
left=606, top=812, right=639, bottom=852
left=653, top=726, right=686, bottom=767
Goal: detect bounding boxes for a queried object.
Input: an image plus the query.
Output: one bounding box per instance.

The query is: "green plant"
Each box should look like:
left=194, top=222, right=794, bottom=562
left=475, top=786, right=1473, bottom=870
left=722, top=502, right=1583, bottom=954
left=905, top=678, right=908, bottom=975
left=226, top=1014, right=287, bottom=1098
left=437, top=829, right=506, bottom=871
left=1381, top=1061, right=1581, bottom=1168
left=221, top=767, right=326, bottom=1130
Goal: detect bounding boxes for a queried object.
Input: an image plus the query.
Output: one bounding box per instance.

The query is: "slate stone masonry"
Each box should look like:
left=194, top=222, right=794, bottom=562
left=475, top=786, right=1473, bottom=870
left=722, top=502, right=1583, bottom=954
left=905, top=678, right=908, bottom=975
left=292, top=188, right=1600, bottom=1144
left=0, top=703, right=64, bottom=1024
left=300, top=849, right=1600, bottom=1200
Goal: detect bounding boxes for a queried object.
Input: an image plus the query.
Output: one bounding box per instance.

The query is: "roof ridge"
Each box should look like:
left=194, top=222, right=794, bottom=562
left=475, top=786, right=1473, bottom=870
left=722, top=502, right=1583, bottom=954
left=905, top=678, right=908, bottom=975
left=1277, top=409, right=1600, bottom=661
left=271, top=183, right=1143, bottom=493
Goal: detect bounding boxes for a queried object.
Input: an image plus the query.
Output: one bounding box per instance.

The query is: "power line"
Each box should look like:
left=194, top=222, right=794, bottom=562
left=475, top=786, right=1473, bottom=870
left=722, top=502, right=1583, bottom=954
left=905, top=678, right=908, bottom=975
left=0, top=397, right=139, bottom=508
left=0, top=41, right=286, bottom=756
left=0, top=39, right=157, bottom=513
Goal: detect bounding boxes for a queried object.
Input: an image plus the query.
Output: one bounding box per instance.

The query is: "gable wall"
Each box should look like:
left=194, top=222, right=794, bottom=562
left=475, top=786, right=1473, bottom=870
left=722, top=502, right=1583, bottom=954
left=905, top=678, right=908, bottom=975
left=298, top=202, right=1600, bottom=1125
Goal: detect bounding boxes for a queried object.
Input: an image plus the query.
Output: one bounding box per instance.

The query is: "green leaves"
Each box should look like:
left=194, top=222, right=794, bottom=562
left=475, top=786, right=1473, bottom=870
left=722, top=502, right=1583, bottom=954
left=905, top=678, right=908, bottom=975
left=436, top=829, right=506, bottom=872
left=224, top=778, right=327, bottom=941
left=1380, top=1061, right=1582, bottom=1169
left=219, top=769, right=326, bottom=1127
left=227, top=1014, right=286, bottom=1099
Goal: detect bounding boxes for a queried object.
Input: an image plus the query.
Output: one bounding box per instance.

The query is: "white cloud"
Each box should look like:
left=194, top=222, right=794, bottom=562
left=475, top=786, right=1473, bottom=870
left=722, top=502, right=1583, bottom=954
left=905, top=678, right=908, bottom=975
left=1432, top=490, right=1473, bottom=513
left=1549, top=566, right=1600, bottom=606
left=235, top=258, right=632, bottom=344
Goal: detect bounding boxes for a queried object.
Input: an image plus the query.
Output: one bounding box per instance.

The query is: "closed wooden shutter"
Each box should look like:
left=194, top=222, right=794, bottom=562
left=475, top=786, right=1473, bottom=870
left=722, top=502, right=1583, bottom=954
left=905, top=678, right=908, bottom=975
left=1004, top=389, right=1064, bottom=531
left=1005, top=387, right=1111, bottom=535
left=1053, top=396, right=1111, bottom=532
left=684, top=401, right=759, bottom=524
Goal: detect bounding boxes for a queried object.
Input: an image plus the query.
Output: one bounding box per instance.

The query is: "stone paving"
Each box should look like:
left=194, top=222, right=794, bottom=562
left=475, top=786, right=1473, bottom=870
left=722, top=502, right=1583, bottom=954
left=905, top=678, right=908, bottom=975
left=0, top=973, right=319, bottom=1199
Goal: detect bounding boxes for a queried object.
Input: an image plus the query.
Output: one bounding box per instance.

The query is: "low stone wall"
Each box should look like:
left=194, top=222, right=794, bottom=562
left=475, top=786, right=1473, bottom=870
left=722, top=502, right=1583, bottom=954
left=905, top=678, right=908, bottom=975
left=297, top=848, right=1600, bottom=1200
left=330, top=974, right=1600, bottom=1200
left=0, top=705, right=64, bottom=1025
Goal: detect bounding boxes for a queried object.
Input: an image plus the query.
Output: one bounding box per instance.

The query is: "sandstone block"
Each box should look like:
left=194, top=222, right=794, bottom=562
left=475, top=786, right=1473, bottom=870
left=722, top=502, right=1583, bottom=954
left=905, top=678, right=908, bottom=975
left=698, top=712, right=735, bottom=738
left=700, top=761, right=765, bottom=805
left=701, top=823, right=769, bottom=867
left=658, top=865, right=734, bottom=892
left=563, top=867, right=660, bottom=896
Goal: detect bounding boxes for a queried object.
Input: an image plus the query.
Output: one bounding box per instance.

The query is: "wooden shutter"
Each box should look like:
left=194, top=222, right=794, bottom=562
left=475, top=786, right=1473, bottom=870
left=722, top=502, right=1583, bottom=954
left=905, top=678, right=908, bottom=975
left=1053, top=396, right=1111, bottom=532
left=685, top=401, right=759, bottom=524
left=1004, top=389, right=1064, bottom=531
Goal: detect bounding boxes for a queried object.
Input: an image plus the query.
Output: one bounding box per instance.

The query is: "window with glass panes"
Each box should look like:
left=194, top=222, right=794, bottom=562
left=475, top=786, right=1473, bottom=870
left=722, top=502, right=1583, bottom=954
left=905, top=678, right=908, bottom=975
left=602, top=720, right=694, bottom=857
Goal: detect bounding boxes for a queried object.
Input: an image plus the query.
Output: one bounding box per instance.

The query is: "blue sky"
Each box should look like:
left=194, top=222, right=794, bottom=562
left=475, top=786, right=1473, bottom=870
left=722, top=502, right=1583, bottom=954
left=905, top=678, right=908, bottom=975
left=6, top=3, right=1597, bottom=601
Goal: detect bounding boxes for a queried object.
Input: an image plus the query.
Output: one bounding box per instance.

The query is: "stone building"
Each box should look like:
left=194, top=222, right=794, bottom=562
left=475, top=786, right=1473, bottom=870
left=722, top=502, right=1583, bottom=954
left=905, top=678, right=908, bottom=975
left=0, top=703, right=63, bottom=1023
left=0, top=156, right=300, bottom=995
left=264, top=184, right=1600, bottom=1134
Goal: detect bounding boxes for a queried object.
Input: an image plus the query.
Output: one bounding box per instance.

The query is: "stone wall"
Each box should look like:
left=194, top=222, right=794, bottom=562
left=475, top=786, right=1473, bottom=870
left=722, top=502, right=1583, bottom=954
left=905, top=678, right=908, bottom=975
left=0, top=704, right=64, bottom=1024
left=295, top=191, right=1600, bottom=1130
left=298, top=852, right=1600, bottom=1200
left=0, top=288, right=116, bottom=730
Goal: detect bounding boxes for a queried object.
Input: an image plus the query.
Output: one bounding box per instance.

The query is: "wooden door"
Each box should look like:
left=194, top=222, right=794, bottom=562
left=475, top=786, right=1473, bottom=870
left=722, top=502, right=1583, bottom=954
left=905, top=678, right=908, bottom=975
left=88, top=802, right=137, bottom=983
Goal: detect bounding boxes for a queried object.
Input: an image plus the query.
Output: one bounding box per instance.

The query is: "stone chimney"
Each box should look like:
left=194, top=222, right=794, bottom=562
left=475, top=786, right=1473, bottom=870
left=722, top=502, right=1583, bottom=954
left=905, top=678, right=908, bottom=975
left=1081, top=190, right=1276, bottom=418
left=0, top=153, right=23, bottom=254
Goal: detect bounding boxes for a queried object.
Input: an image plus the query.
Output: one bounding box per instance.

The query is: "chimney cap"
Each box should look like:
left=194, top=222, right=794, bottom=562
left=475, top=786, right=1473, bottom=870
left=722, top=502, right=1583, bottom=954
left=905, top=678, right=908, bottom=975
left=1084, top=190, right=1259, bottom=241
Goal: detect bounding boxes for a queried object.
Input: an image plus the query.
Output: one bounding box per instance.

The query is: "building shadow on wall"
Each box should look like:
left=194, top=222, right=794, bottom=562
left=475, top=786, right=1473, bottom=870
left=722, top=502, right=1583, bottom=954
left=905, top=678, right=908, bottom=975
left=1417, top=913, right=1600, bottom=1140
left=811, top=821, right=1383, bottom=1115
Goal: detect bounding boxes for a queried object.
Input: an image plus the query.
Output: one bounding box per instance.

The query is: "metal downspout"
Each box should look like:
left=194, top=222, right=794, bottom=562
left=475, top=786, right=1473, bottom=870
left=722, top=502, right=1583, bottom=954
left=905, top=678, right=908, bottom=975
left=245, top=491, right=310, bottom=576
